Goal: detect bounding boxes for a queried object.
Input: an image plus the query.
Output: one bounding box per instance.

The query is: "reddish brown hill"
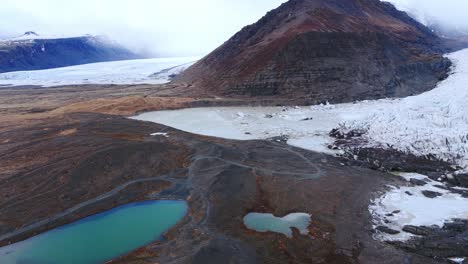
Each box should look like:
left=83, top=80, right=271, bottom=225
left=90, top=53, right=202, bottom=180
left=176, top=0, right=452, bottom=103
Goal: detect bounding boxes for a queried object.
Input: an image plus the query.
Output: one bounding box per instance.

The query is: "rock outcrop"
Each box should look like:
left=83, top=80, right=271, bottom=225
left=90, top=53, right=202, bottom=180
left=395, top=219, right=468, bottom=259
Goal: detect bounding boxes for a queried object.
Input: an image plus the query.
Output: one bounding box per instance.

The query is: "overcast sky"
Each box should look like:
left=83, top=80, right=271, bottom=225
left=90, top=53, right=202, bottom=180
left=1, top=0, right=467, bottom=57
left=390, top=0, right=468, bottom=29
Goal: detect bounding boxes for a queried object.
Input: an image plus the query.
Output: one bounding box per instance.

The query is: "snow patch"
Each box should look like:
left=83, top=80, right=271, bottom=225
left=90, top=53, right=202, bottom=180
left=150, top=132, right=169, bottom=138
left=370, top=173, right=468, bottom=241
left=1, top=32, right=92, bottom=42
left=243, top=212, right=311, bottom=238
left=449, top=258, right=466, bottom=264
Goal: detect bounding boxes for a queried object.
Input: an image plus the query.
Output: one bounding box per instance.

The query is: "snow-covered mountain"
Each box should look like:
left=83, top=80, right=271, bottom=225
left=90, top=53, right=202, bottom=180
left=0, top=32, right=142, bottom=73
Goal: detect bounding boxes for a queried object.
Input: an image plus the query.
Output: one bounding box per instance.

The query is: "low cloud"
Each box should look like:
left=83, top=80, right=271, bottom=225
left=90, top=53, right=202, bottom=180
left=0, top=0, right=286, bottom=57
left=387, top=0, right=468, bottom=32
left=1, top=0, right=467, bottom=57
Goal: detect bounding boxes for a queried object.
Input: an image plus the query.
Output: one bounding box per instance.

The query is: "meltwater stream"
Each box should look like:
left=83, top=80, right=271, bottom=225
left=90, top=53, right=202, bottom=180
left=0, top=200, right=188, bottom=264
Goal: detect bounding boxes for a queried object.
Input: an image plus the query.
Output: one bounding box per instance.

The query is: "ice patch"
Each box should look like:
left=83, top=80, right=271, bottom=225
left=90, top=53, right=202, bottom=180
left=370, top=173, right=468, bottom=241
left=243, top=212, right=311, bottom=238
left=132, top=105, right=365, bottom=154
left=449, top=258, right=466, bottom=264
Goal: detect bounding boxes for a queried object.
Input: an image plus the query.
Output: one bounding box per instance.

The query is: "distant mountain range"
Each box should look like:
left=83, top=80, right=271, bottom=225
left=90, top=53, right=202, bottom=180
left=176, top=0, right=467, bottom=104
left=0, top=32, right=142, bottom=73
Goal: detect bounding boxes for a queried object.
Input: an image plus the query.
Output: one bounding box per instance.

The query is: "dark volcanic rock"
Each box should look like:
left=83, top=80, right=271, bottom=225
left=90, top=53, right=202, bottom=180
left=421, top=190, right=443, bottom=198
left=330, top=128, right=365, bottom=140
left=334, top=146, right=454, bottom=175
left=176, top=0, right=453, bottom=103
left=453, top=173, right=468, bottom=188
left=410, top=178, right=428, bottom=186
left=395, top=219, right=468, bottom=258
left=0, top=34, right=141, bottom=73
left=377, top=226, right=400, bottom=235
left=444, top=219, right=468, bottom=233
left=402, top=225, right=435, bottom=236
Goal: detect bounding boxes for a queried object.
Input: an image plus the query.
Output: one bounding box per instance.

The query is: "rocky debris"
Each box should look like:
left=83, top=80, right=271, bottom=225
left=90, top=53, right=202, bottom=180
left=410, top=178, right=428, bottom=186
left=402, top=225, right=436, bottom=236
left=422, top=190, right=443, bottom=198
left=451, top=189, right=468, bottom=198
left=329, top=133, right=468, bottom=190
left=329, top=126, right=461, bottom=180
left=445, top=220, right=468, bottom=233
left=376, top=226, right=400, bottom=235
left=434, top=185, right=450, bottom=191
left=450, top=173, right=468, bottom=188
left=394, top=219, right=468, bottom=258
left=329, top=128, right=365, bottom=140
left=267, top=134, right=289, bottom=143
left=334, top=145, right=454, bottom=175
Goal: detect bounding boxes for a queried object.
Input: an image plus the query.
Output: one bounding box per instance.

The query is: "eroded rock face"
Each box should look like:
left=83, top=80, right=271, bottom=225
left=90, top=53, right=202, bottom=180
left=176, top=0, right=453, bottom=102
left=225, top=32, right=451, bottom=103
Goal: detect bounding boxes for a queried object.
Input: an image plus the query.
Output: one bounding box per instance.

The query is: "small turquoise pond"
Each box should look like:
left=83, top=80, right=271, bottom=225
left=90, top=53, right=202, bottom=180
left=243, top=212, right=311, bottom=238
left=0, top=200, right=188, bottom=264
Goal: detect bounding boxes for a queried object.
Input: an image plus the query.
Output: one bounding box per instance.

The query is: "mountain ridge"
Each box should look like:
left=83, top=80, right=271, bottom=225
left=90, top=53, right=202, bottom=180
left=175, top=0, right=454, bottom=104
left=0, top=33, right=142, bottom=73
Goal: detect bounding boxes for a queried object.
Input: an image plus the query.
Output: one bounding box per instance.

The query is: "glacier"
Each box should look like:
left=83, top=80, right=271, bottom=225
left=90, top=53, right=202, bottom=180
left=0, top=56, right=199, bottom=87
left=134, top=49, right=468, bottom=171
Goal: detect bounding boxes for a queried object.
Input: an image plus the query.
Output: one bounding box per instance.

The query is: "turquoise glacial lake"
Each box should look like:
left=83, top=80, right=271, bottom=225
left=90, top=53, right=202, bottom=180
left=0, top=200, right=188, bottom=264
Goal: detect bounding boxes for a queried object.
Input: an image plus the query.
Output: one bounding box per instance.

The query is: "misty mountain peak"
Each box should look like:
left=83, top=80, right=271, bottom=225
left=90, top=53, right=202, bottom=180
left=176, top=0, right=451, bottom=102
left=23, top=31, right=39, bottom=37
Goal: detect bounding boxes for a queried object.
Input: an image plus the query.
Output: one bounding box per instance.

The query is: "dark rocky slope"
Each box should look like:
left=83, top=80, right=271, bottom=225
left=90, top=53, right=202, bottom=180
left=176, top=0, right=453, bottom=103
left=0, top=33, right=141, bottom=73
